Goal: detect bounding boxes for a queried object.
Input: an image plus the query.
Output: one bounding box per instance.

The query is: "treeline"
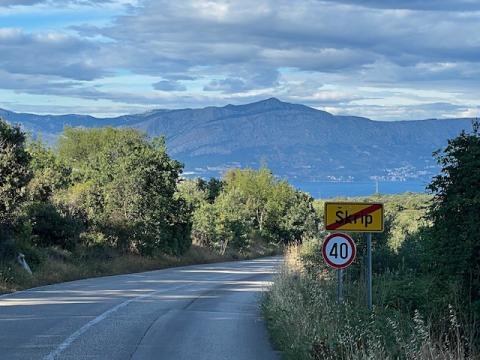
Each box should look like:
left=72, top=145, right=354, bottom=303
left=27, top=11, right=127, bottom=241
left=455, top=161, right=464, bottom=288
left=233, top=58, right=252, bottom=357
left=264, top=123, right=480, bottom=359
left=1, top=124, right=191, bottom=258
left=186, top=168, right=318, bottom=254
left=0, top=118, right=318, bottom=290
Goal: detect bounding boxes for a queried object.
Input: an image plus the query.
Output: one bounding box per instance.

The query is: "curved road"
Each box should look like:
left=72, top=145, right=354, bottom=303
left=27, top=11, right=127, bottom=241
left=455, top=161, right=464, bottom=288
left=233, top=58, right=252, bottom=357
left=0, top=257, right=281, bottom=360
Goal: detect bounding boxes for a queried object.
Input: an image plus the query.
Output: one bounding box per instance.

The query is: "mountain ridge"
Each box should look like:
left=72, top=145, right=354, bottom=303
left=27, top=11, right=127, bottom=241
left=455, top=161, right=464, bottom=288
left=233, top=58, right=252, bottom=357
left=0, top=98, right=476, bottom=184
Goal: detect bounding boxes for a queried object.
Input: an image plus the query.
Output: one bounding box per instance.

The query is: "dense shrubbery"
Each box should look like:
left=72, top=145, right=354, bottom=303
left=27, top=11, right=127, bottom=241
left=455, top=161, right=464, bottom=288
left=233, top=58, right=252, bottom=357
left=0, top=122, right=194, bottom=259
left=264, top=247, right=475, bottom=360
left=263, top=122, right=480, bottom=359
left=0, top=120, right=32, bottom=250
left=56, top=127, right=192, bottom=255
left=182, top=167, right=319, bottom=254
left=0, top=118, right=319, bottom=291
left=424, top=123, right=480, bottom=326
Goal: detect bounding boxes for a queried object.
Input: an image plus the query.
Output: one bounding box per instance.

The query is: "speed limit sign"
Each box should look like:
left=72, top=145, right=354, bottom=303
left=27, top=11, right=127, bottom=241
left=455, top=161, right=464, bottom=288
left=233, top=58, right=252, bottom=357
left=322, top=233, right=356, bottom=269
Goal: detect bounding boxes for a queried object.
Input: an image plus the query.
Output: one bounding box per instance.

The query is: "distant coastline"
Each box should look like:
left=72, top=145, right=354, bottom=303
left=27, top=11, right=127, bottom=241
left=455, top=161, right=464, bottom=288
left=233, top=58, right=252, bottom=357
left=291, top=180, right=428, bottom=198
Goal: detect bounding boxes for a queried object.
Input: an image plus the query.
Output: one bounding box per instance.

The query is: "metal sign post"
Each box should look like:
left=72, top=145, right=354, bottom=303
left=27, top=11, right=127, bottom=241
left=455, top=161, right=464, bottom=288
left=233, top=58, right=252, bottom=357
left=323, top=202, right=384, bottom=311
left=366, top=233, right=372, bottom=310
left=322, top=232, right=356, bottom=305
left=337, top=268, right=344, bottom=304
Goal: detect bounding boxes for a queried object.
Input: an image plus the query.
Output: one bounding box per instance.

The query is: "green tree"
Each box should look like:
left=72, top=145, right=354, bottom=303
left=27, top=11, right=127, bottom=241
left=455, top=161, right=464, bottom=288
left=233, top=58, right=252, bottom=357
left=0, top=118, right=32, bottom=247
left=26, top=201, right=84, bottom=250
left=58, top=126, right=145, bottom=182
left=196, top=178, right=224, bottom=203
left=25, top=140, right=83, bottom=249
left=223, top=167, right=275, bottom=232
left=214, top=187, right=251, bottom=254
left=58, top=127, right=191, bottom=255
left=280, top=191, right=319, bottom=243
left=177, top=179, right=208, bottom=211
left=27, top=140, right=72, bottom=202
left=191, top=202, right=218, bottom=248
left=425, top=121, right=480, bottom=319
left=198, top=167, right=320, bottom=254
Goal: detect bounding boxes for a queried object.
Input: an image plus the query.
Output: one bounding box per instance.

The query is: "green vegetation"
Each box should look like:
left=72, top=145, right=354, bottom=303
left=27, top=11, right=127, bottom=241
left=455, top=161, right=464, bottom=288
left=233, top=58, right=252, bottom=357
left=187, top=168, right=318, bottom=254
left=3, top=116, right=479, bottom=358
left=425, top=123, right=480, bottom=322
left=0, top=119, right=318, bottom=293
left=263, top=124, right=480, bottom=359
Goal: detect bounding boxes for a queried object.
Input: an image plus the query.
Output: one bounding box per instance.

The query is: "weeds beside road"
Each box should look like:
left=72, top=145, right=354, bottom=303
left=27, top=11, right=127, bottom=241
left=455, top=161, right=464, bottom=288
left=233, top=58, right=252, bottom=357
left=262, top=245, right=477, bottom=360
left=1, top=243, right=278, bottom=294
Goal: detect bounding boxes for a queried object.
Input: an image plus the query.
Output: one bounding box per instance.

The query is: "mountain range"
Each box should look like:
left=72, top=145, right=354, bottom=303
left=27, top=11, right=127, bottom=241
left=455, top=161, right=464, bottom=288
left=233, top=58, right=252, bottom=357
left=0, top=98, right=476, bottom=188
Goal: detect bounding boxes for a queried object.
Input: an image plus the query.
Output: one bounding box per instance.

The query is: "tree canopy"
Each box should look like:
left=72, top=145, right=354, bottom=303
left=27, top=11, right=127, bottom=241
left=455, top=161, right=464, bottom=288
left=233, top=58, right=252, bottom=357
left=425, top=121, right=480, bottom=317
left=0, top=118, right=32, bottom=240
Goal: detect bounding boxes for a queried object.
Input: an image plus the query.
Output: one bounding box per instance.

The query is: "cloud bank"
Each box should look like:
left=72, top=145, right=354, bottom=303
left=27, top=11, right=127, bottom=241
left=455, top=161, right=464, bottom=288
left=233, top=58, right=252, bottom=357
left=0, top=0, right=478, bottom=119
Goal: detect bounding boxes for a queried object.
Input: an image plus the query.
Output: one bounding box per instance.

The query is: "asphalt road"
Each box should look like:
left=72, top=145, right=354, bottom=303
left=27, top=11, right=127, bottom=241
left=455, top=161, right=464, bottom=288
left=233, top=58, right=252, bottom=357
left=0, top=257, right=282, bottom=360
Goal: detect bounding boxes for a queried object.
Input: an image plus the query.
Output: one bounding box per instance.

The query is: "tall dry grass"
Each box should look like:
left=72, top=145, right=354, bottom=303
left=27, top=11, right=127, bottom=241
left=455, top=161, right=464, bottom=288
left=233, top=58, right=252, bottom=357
left=262, top=244, right=477, bottom=360
left=0, top=242, right=279, bottom=294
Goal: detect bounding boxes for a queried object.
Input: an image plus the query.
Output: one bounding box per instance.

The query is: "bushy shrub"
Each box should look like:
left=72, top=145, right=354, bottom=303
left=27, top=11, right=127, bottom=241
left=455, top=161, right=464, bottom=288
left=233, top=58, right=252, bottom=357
left=189, top=167, right=321, bottom=255
left=424, top=122, right=480, bottom=327
left=263, top=249, right=477, bottom=360
left=27, top=201, right=84, bottom=250
left=0, top=118, right=32, bottom=253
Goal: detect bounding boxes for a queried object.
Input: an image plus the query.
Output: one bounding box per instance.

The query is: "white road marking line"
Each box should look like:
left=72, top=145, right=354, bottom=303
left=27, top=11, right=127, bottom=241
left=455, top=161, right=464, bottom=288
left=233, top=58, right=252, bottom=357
left=42, top=271, right=241, bottom=360
left=42, top=284, right=189, bottom=360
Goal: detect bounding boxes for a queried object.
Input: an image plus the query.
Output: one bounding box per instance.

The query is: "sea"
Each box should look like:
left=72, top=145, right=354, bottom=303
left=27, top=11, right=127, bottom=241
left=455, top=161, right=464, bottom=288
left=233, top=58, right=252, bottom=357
left=291, top=180, right=429, bottom=199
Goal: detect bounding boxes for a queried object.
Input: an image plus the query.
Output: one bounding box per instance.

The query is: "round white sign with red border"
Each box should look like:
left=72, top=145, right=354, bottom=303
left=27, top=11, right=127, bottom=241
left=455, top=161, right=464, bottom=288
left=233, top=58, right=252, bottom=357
left=322, top=232, right=357, bottom=269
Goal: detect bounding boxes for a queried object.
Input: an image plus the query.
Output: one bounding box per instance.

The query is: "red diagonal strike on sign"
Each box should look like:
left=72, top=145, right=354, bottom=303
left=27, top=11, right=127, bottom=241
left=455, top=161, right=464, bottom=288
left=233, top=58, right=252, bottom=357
left=327, top=204, right=382, bottom=230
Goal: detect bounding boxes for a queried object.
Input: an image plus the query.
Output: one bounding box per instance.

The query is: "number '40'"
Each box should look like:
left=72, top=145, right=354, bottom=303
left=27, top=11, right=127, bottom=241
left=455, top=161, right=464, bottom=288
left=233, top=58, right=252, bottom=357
left=330, top=243, right=348, bottom=259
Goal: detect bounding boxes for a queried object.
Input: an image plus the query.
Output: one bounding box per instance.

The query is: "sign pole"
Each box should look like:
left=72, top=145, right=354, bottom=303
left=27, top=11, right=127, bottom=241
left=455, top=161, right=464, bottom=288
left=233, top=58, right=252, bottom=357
left=366, top=232, right=372, bottom=310
left=323, top=202, right=383, bottom=311
left=337, top=268, right=343, bottom=304
left=322, top=232, right=356, bottom=305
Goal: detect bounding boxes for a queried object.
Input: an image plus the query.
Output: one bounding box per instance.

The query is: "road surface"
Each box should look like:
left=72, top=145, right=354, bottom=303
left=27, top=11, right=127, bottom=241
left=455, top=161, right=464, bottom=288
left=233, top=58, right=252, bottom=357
left=0, top=257, right=282, bottom=360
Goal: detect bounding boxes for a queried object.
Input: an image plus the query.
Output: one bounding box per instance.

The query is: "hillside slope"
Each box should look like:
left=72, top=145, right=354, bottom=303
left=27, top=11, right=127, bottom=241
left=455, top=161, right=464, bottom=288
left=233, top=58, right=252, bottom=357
left=1, top=98, right=474, bottom=182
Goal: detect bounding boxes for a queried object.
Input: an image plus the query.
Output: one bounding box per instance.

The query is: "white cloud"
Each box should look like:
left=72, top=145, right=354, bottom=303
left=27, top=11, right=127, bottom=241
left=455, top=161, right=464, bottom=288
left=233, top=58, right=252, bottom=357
left=153, top=80, right=187, bottom=92
left=0, top=0, right=479, bottom=118
left=0, top=28, right=106, bottom=80
left=455, top=107, right=480, bottom=118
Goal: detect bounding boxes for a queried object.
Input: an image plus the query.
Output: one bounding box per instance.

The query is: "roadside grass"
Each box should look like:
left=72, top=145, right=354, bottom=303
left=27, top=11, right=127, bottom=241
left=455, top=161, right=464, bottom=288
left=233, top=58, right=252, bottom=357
left=0, top=242, right=279, bottom=294
left=262, top=245, right=477, bottom=360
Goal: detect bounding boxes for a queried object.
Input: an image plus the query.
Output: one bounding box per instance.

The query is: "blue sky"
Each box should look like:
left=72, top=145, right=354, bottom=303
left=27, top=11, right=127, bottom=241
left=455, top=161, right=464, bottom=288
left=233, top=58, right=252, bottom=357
left=0, top=0, right=479, bottom=120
